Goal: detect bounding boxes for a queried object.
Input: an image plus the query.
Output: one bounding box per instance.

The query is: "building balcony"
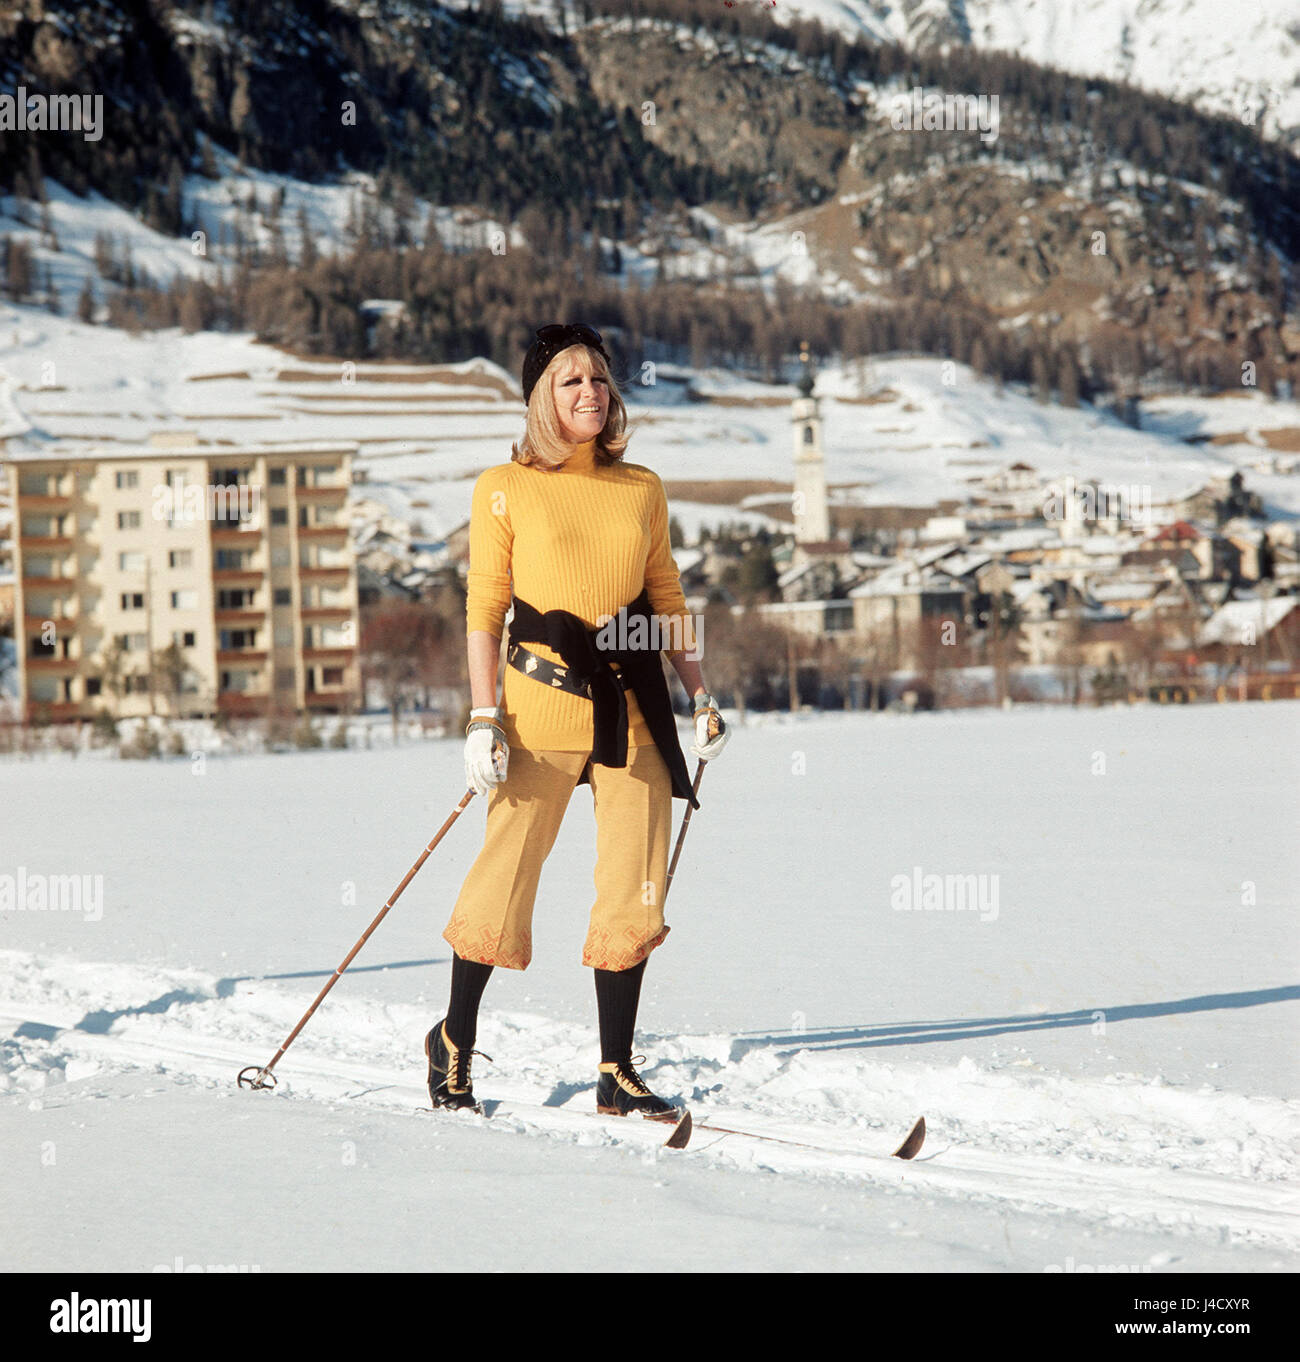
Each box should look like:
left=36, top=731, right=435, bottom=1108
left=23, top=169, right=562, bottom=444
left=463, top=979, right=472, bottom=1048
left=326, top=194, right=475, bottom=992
left=25, top=655, right=80, bottom=672
left=24, top=614, right=78, bottom=633
left=216, top=692, right=270, bottom=714
left=211, top=524, right=263, bottom=542
left=217, top=649, right=268, bottom=664
left=23, top=700, right=84, bottom=722
left=305, top=690, right=357, bottom=710
left=20, top=575, right=76, bottom=592
left=296, top=524, right=348, bottom=539
left=300, top=606, right=353, bottom=622
left=298, top=566, right=351, bottom=581
left=212, top=569, right=264, bottom=586
left=18, top=494, right=74, bottom=512
left=293, top=484, right=347, bottom=500
left=19, top=535, right=75, bottom=551
left=303, top=646, right=355, bottom=663
left=214, top=608, right=267, bottom=625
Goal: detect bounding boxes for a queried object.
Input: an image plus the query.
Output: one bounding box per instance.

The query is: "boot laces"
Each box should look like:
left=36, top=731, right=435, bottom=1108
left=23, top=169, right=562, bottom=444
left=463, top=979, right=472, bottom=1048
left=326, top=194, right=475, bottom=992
left=444, top=1030, right=492, bottom=1093
left=617, top=1054, right=652, bottom=1097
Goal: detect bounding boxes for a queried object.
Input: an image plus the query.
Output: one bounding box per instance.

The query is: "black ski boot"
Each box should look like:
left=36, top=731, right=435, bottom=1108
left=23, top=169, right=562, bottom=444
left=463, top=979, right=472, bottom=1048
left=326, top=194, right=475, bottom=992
left=596, top=1055, right=681, bottom=1122
left=424, top=1019, right=489, bottom=1114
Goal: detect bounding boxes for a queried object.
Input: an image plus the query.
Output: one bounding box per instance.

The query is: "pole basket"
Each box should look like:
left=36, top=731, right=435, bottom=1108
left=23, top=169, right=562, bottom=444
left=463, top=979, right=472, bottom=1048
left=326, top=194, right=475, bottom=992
left=237, top=1066, right=278, bottom=1091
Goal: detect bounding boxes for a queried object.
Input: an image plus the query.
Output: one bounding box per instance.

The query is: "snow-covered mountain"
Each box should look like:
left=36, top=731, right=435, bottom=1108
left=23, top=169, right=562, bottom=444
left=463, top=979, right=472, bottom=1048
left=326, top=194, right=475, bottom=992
left=470, top=0, right=1300, bottom=144
left=773, top=0, right=1300, bottom=144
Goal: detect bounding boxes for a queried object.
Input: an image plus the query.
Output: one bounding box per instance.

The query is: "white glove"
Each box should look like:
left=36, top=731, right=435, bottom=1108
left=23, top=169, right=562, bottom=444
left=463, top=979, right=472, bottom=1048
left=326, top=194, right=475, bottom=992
left=465, top=709, right=508, bottom=796
left=689, top=694, right=729, bottom=761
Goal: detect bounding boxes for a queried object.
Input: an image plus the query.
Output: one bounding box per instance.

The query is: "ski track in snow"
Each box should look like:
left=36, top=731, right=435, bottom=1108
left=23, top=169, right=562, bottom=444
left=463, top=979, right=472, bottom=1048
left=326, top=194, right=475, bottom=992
left=2, top=949, right=1296, bottom=1251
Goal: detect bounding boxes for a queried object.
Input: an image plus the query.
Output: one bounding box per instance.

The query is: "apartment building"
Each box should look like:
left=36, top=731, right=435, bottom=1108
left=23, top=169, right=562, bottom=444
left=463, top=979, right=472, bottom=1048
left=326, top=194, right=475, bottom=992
left=7, top=438, right=361, bottom=722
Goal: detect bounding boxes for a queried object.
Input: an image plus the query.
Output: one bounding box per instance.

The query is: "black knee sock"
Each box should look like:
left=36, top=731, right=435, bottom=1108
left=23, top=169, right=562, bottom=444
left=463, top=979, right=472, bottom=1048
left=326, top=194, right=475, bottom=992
left=445, top=954, right=493, bottom=1050
left=594, top=958, right=647, bottom=1066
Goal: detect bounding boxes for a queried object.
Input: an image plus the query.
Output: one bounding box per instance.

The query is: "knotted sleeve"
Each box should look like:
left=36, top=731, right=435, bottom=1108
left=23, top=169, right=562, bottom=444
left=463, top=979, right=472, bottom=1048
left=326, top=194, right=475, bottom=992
left=465, top=467, right=514, bottom=638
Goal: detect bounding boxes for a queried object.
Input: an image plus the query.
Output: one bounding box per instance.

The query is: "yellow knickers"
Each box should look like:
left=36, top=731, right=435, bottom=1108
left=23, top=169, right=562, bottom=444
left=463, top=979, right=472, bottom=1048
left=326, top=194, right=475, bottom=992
left=443, top=743, right=673, bottom=971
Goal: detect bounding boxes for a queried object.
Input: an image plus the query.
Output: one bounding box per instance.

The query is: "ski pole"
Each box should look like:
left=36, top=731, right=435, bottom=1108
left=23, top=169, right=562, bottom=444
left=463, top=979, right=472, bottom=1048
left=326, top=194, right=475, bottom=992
left=237, top=787, right=477, bottom=1091
left=663, top=705, right=723, bottom=906
left=663, top=759, right=704, bottom=908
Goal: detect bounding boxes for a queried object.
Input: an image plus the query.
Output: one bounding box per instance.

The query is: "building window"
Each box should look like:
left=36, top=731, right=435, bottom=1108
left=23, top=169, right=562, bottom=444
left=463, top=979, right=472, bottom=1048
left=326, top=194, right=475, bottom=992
left=114, top=633, right=149, bottom=652
left=271, top=546, right=290, bottom=568
left=169, top=549, right=193, bottom=569
left=117, top=510, right=141, bottom=530
left=217, top=588, right=255, bottom=609
left=120, top=592, right=145, bottom=610
left=273, top=587, right=292, bottom=606
left=322, top=667, right=344, bottom=686
left=118, top=551, right=146, bottom=572
left=219, top=629, right=258, bottom=650
left=172, top=630, right=197, bottom=648
left=85, top=677, right=102, bottom=697
left=220, top=670, right=252, bottom=692
left=115, top=470, right=139, bottom=489
left=171, top=589, right=198, bottom=610
left=271, top=507, right=288, bottom=526
left=269, top=467, right=287, bottom=486
left=214, top=549, right=253, bottom=570
left=275, top=668, right=296, bottom=689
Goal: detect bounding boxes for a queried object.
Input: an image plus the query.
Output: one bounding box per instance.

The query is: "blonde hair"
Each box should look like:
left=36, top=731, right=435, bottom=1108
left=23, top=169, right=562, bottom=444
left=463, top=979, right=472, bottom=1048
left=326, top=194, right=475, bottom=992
left=512, top=343, right=630, bottom=469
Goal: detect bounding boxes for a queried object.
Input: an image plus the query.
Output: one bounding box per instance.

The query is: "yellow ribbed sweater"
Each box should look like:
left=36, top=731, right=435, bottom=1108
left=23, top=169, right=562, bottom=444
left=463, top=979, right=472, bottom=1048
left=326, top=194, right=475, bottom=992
left=465, top=437, right=696, bottom=751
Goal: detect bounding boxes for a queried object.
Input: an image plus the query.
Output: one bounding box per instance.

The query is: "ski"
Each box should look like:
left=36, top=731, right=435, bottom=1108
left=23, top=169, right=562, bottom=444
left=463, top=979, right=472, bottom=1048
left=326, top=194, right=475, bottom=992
left=469, top=1098, right=692, bottom=1148
left=692, top=1113, right=925, bottom=1160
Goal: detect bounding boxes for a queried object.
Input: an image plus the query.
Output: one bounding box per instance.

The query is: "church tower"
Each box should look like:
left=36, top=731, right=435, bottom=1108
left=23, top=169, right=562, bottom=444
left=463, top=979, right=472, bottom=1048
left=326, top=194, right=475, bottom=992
left=792, top=341, right=830, bottom=543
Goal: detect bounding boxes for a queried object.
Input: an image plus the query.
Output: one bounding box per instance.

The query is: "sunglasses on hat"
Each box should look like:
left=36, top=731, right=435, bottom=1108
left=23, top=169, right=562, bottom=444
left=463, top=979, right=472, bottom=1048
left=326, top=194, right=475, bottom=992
left=535, top=322, right=605, bottom=349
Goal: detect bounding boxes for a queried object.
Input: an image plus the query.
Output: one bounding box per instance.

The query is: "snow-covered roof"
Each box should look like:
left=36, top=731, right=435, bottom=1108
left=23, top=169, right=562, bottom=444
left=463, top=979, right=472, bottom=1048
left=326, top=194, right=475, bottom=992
left=1088, top=580, right=1161, bottom=603
left=973, top=527, right=1060, bottom=552
left=3, top=439, right=358, bottom=463
left=849, top=566, right=968, bottom=597
left=938, top=551, right=992, bottom=578
left=850, top=550, right=894, bottom=569
left=1197, top=596, right=1298, bottom=645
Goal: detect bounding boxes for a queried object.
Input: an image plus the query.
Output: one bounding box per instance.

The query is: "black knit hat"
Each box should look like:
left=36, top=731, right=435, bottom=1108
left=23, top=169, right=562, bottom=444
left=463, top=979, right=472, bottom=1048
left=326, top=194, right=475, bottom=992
left=521, top=323, right=612, bottom=406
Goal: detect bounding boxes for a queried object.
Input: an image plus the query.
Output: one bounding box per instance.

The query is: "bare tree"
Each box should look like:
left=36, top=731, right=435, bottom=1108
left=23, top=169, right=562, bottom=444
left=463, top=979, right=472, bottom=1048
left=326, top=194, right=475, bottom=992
left=361, top=600, right=450, bottom=740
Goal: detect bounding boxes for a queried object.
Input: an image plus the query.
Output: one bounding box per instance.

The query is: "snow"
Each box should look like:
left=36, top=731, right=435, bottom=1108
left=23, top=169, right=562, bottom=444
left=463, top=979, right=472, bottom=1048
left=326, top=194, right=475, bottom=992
left=1, top=701, right=1297, bottom=1270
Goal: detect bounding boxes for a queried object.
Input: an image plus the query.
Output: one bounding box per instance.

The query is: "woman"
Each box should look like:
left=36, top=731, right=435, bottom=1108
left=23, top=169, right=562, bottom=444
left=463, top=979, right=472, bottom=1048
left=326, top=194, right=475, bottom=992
left=425, top=322, right=729, bottom=1122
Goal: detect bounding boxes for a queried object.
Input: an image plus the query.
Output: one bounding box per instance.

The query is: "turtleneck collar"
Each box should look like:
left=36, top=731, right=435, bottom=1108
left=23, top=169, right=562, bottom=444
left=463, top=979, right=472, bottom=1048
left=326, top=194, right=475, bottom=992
left=553, top=436, right=598, bottom=472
